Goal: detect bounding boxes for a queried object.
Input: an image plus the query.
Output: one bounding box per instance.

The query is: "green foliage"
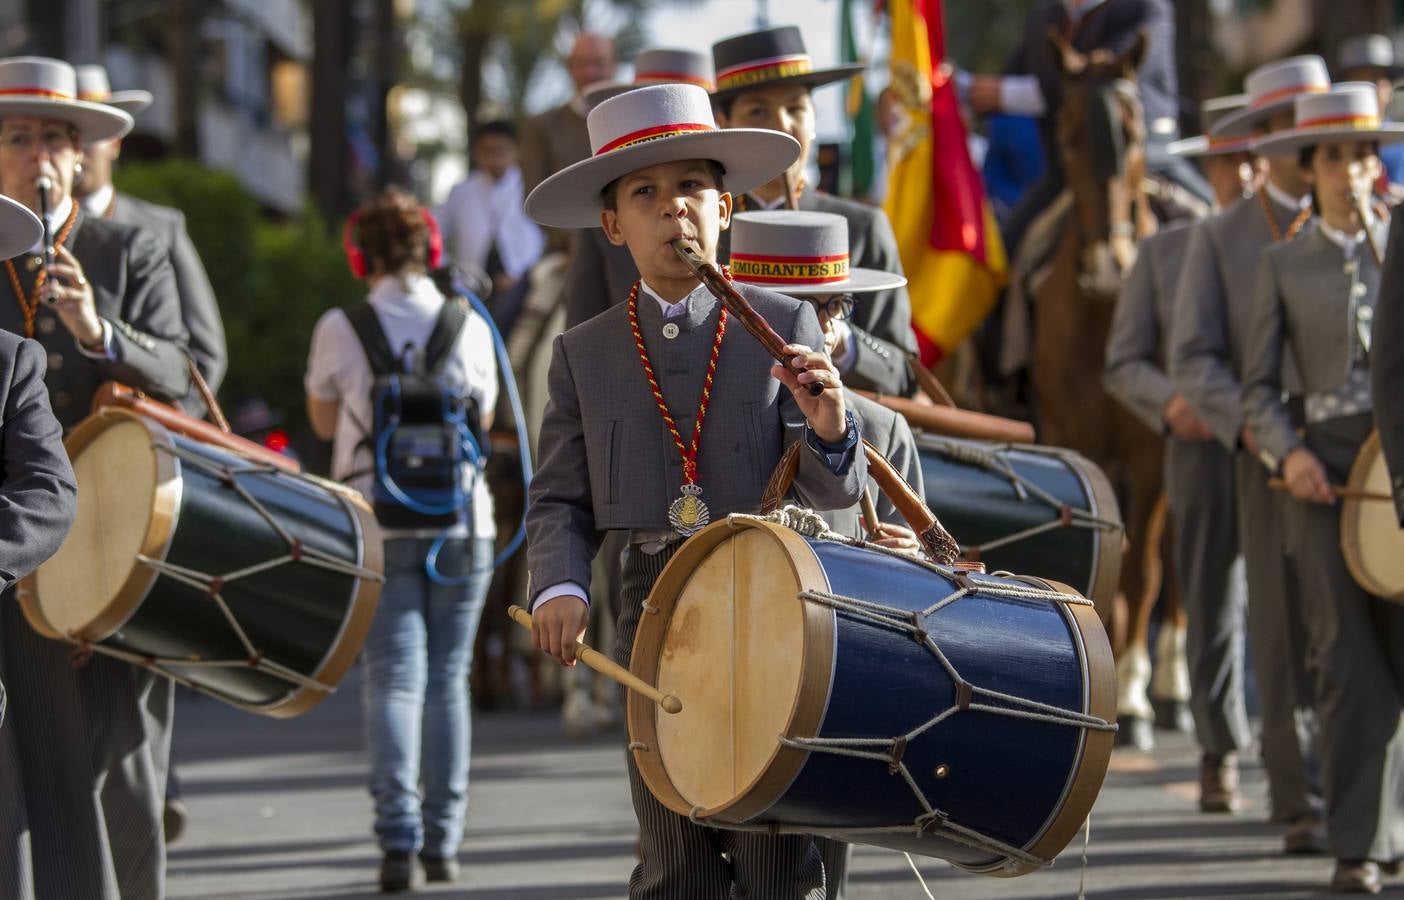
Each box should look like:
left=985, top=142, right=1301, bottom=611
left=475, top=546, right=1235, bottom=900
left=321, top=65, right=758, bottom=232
left=114, top=161, right=363, bottom=427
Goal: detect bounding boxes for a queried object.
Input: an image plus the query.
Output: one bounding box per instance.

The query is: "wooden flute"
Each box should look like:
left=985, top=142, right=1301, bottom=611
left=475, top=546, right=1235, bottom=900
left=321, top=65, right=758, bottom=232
left=669, top=239, right=824, bottom=396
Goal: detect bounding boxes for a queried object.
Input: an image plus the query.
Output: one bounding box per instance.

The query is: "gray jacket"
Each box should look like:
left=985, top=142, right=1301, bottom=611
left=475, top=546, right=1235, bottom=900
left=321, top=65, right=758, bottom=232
left=520, top=102, right=592, bottom=255
left=0, top=210, right=190, bottom=429
left=110, top=192, right=226, bottom=400
left=527, top=281, right=868, bottom=595
left=1169, top=192, right=1306, bottom=450
left=564, top=228, right=639, bottom=329
left=1104, top=222, right=1194, bottom=432
left=0, top=330, right=76, bottom=593
left=1372, top=213, right=1404, bottom=524
left=1243, top=223, right=1387, bottom=469
left=822, top=391, right=924, bottom=539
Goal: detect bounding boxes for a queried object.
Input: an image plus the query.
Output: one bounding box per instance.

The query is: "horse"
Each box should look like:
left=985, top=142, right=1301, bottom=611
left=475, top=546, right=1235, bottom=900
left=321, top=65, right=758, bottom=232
left=1027, top=30, right=1199, bottom=750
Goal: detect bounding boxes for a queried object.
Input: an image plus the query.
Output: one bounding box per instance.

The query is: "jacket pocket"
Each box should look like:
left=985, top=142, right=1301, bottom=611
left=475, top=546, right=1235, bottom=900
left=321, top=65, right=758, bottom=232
left=606, top=419, right=622, bottom=505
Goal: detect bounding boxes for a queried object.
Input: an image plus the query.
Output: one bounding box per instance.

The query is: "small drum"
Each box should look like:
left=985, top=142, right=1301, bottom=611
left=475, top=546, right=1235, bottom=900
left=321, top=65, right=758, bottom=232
left=917, top=434, right=1122, bottom=615
left=20, top=408, right=383, bottom=717
left=1341, top=430, right=1404, bottom=601
left=628, top=516, right=1115, bottom=876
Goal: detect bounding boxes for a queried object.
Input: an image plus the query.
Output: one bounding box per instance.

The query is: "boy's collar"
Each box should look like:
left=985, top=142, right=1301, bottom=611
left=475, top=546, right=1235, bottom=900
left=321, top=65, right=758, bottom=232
left=637, top=278, right=716, bottom=328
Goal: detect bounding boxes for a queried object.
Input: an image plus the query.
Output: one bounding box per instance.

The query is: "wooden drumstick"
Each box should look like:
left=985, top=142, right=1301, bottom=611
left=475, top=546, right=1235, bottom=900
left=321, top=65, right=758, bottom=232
left=507, top=605, right=683, bottom=714
left=860, top=485, right=882, bottom=541
left=1267, top=478, right=1393, bottom=503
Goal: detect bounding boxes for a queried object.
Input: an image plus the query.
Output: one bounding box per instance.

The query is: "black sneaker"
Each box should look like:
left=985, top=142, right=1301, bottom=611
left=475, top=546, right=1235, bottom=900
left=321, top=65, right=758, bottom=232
left=420, top=853, right=460, bottom=884
left=379, top=851, right=414, bottom=893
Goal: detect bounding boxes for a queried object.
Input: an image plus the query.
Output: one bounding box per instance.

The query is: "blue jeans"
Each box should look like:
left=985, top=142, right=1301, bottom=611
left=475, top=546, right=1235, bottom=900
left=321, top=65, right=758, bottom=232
left=362, top=536, right=492, bottom=857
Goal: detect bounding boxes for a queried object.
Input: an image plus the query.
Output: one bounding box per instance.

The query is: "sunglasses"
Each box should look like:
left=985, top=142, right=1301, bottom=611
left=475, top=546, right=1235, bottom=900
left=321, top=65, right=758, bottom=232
left=802, top=293, right=856, bottom=320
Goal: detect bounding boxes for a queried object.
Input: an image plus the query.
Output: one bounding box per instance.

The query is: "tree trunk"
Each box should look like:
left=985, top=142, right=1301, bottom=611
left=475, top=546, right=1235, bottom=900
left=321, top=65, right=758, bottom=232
left=371, top=0, right=401, bottom=188
left=167, top=0, right=201, bottom=159
left=459, top=30, right=489, bottom=127
left=1312, top=0, right=1391, bottom=64
left=311, top=0, right=352, bottom=225
left=1174, top=0, right=1210, bottom=131
left=23, top=0, right=63, bottom=56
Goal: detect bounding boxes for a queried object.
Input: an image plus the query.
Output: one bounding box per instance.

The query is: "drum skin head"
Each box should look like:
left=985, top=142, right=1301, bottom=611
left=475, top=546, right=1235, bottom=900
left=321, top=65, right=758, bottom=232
left=629, top=518, right=835, bottom=821
left=1341, top=431, right=1404, bottom=601
left=23, top=409, right=179, bottom=641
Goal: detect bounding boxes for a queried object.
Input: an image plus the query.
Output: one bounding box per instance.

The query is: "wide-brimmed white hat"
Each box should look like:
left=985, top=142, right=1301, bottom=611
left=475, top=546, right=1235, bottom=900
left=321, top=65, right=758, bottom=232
left=583, top=48, right=714, bottom=109
left=524, top=83, right=799, bottom=229
left=0, top=193, right=42, bottom=259
left=728, top=210, right=907, bottom=295
left=1168, top=94, right=1253, bottom=157
left=1210, top=56, right=1331, bottom=140
left=0, top=57, right=132, bottom=142
left=1337, top=34, right=1404, bottom=79
left=75, top=64, right=152, bottom=115
left=1252, top=82, right=1404, bottom=156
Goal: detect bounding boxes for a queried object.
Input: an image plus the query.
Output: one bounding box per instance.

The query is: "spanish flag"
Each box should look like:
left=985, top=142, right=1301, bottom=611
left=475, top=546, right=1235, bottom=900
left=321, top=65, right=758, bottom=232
left=883, top=0, right=1006, bottom=365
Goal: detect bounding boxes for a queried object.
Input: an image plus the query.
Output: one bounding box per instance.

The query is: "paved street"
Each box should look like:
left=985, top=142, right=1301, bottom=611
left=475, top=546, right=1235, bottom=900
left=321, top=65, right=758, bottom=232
left=167, top=669, right=1399, bottom=900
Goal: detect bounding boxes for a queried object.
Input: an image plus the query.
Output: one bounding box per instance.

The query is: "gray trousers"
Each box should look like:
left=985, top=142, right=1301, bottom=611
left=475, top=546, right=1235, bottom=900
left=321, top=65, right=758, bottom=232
left=1285, top=415, right=1404, bottom=862
left=1166, top=437, right=1251, bottom=757
left=0, top=596, right=171, bottom=900
left=1236, top=451, right=1320, bottom=823
left=616, top=542, right=827, bottom=900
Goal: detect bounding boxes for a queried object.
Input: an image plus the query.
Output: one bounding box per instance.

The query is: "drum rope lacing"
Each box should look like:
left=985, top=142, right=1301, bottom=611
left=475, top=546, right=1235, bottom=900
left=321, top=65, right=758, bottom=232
left=924, top=438, right=1122, bottom=556
left=698, top=513, right=1114, bottom=871
left=71, top=442, right=383, bottom=706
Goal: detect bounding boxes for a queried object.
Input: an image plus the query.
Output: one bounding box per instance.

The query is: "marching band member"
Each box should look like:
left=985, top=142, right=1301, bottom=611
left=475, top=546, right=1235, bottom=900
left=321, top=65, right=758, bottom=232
left=1168, top=56, right=1328, bottom=850
left=1104, top=93, right=1258, bottom=802
left=523, top=82, right=865, bottom=898
left=0, top=56, right=189, bottom=900
left=0, top=195, right=73, bottom=727
left=73, top=64, right=226, bottom=416
left=711, top=26, right=918, bottom=397
left=1242, top=82, right=1404, bottom=895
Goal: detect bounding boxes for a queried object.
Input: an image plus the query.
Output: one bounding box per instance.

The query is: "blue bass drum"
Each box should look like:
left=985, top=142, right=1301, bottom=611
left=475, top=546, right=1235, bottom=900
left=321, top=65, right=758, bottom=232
left=917, top=434, right=1123, bottom=616
left=627, top=516, right=1116, bottom=876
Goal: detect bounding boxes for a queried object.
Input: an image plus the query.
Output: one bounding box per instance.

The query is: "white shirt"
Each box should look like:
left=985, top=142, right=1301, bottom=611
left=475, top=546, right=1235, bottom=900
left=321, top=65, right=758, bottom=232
left=1265, top=178, right=1310, bottom=214
left=305, top=272, right=499, bottom=539
left=437, top=166, right=544, bottom=281
left=81, top=182, right=114, bottom=217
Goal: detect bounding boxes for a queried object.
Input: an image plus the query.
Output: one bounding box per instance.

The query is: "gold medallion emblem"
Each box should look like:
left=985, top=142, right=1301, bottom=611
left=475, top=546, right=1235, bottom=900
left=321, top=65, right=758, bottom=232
left=667, top=483, right=710, bottom=537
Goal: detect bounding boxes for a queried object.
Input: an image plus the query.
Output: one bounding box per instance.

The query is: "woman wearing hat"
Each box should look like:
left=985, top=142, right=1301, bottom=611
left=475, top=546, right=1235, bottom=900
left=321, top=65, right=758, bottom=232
left=0, top=56, right=190, bottom=900
left=1242, top=82, right=1404, bottom=894
left=524, top=82, right=865, bottom=897
left=710, top=25, right=919, bottom=399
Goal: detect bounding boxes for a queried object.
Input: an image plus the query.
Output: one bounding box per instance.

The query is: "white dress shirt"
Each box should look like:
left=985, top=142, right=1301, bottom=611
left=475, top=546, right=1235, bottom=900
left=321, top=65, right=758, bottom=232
left=437, top=165, right=545, bottom=281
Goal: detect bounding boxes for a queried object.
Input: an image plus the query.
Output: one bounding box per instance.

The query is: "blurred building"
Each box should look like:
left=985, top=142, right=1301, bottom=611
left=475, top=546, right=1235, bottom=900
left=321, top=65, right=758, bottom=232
left=0, top=0, right=311, bottom=214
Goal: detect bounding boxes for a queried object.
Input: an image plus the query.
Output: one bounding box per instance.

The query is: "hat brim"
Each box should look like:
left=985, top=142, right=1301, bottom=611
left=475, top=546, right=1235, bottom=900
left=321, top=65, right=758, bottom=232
left=0, top=194, right=42, bottom=260
left=1167, top=134, right=1254, bottom=158
left=105, top=90, right=153, bottom=114
left=1252, top=124, right=1404, bottom=156
left=1209, top=96, right=1299, bottom=140
left=738, top=265, right=907, bottom=296
left=710, top=63, right=866, bottom=104
left=525, top=128, right=801, bottom=229
left=0, top=97, right=132, bottom=142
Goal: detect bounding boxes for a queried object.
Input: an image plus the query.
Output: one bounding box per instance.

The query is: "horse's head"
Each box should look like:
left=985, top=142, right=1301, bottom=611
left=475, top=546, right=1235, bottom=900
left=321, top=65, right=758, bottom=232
left=1049, top=28, right=1155, bottom=298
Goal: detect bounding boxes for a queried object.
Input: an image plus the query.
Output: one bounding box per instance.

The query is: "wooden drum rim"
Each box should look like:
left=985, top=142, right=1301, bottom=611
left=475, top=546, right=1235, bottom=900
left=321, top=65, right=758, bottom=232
left=1340, top=430, right=1404, bottom=601
left=19, top=408, right=182, bottom=644
left=627, top=517, right=835, bottom=824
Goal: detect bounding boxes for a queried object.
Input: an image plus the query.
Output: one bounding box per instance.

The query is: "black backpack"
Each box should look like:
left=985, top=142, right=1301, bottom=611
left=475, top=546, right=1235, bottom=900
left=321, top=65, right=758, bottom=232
left=344, top=298, right=484, bottom=530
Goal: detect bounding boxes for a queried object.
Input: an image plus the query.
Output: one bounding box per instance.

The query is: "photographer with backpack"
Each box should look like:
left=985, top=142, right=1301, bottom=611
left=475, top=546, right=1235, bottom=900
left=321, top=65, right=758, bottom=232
left=305, top=187, right=498, bottom=892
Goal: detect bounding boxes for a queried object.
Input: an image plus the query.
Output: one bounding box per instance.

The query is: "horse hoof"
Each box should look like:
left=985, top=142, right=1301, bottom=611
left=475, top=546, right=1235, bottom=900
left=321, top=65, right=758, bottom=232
left=1152, top=698, right=1194, bottom=734
left=1115, top=715, right=1155, bottom=751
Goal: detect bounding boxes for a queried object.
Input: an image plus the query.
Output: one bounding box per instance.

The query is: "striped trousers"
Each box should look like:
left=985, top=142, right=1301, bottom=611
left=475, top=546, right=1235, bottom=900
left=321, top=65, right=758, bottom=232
left=0, top=594, right=171, bottom=900
left=615, top=542, right=827, bottom=900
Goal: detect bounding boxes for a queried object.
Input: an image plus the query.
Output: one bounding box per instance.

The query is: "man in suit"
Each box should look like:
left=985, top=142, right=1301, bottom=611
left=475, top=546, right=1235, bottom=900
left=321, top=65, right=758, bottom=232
left=523, top=83, right=865, bottom=898
left=703, top=26, right=917, bottom=398
left=1374, top=200, right=1404, bottom=526
left=0, top=56, right=189, bottom=900
left=73, top=65, right=226, bottom=414
left=1168, top=56, right=1330, bottom=854
left=1104, top=94, right=1261, bottom=813
left=520, top=31, right=615, bottom=256
left=0, top=195, right=75, bottom=727
left=1241, top=82, right=1404, bottom=892
left=968, top=0, right=1211, bottom=256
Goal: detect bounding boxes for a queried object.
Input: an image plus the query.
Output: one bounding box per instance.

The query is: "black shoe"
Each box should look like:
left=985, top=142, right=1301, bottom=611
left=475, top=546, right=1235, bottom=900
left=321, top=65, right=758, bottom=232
left=1151, top=698, right=1194, bottom=734
left=420, top=853, right=460, bottom=883
left=1114, top=714, right=1154, bottom=752
left=379, top=851, right=414, bottom=893
left=1332, top=860, right=1382, bottom=894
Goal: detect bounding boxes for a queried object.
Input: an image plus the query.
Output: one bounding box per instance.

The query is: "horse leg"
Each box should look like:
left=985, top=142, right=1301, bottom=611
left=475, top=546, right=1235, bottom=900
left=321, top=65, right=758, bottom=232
left=1149, top=494, right=1194, bottom=733
left=1114, top=452, right=1164, bottom=751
